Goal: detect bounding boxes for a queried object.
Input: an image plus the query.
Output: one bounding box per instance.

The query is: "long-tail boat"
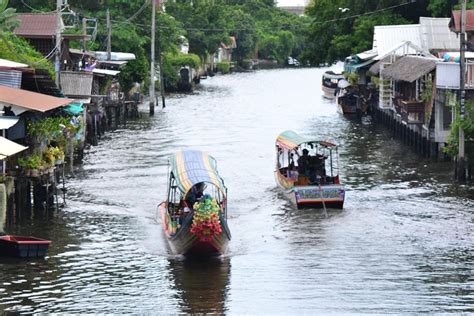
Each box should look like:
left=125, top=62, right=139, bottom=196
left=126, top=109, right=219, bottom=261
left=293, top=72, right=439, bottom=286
left=274, top=130, right=345, bottom=209
left=159, top=150, right=231, bottom=256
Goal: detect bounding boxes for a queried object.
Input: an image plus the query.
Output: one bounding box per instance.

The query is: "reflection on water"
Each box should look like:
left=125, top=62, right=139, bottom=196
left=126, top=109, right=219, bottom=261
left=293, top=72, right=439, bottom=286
left=169, top=257, right=230, bottom=314
left=0, top=68, right=473, bottom=314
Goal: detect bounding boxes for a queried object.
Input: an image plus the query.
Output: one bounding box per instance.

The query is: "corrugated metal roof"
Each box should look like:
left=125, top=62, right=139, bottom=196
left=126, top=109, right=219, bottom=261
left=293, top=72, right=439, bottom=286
left=60, top=71, right=93, bottom=98
left=420, top=17, right=458, bottom=51
left=14, top=13, right=62, bottom=38
left=0, top=70, right=22, bottom=89
left=450, top=10, right=474, bottom=33
left=381, top=56, right=438, bottom=83
left=0, top=86, right=72, bottom=113
left=373, top=24, right=422, bottom=56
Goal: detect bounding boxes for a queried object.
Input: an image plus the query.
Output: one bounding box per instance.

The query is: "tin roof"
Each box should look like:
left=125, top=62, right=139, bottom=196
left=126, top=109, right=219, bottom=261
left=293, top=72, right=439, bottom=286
left=449, top=10, right=474, bottom=33
left=0, top=85, right=72, bottom=113
left=420, top=17, right=458, bottom=51
left=373, top=24, right=423, bottom=57
left=14, top=13, right=61, bottom=38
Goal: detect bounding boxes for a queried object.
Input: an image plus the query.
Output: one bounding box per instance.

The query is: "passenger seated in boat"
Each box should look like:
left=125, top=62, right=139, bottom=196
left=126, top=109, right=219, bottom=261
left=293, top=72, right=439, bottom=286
left=287, top=153, right=298, bottom=180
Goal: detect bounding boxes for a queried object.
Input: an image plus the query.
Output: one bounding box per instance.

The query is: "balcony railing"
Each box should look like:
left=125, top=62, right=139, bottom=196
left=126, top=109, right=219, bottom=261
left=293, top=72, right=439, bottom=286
left=393, top=98, right=425, bottom=124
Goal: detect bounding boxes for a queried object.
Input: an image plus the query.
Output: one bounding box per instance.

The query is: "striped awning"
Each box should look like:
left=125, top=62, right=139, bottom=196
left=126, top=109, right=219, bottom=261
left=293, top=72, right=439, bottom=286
left=276, top=131, right=338, bottom=150
left=276, top=130, right=309, bottom=150
left=170, top=150, right=226, bottom=194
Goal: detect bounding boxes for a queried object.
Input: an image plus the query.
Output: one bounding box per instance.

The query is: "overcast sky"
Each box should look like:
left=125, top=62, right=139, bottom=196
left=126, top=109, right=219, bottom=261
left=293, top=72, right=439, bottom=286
left=276, top=0, right=307, bottom=7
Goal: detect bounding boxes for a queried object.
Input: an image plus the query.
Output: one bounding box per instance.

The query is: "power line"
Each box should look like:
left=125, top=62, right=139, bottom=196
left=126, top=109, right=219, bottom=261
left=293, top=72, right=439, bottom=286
left=310, top=1, right=417, bottom=25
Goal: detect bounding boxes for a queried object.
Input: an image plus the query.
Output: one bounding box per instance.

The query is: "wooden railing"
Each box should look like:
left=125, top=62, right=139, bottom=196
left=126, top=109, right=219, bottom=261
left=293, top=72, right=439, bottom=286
left=393, top=98, right=425, bottom=124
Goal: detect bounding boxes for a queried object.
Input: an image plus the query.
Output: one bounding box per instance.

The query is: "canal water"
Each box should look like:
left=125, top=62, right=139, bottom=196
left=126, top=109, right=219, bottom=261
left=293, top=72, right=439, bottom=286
left=1, top=68, right=473, bottom=314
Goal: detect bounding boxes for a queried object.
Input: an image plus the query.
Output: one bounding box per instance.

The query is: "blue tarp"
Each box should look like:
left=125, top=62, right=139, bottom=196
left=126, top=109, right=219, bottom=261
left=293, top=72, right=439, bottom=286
left=63, top=102, right=84, bottom=115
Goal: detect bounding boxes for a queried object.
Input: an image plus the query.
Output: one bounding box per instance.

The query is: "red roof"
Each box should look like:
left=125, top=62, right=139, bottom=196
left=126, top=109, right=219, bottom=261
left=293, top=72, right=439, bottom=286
left=449, top=10, right=474, bottom=33
left=0, top=85, right=72, bottom=112
left=14, top=13, right=58, bottom=38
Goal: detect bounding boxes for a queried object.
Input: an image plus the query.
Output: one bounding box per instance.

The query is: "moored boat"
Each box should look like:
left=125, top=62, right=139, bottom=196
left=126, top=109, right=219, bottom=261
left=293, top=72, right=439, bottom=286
left=336, top=79, right=358, bottom=114
left=0, top=235, right=51, bottom=258
left=274, top=130, right=345, bottom=209
left=159, top=150, right=231, bottom=256
left=321, top=71, right=345, bottom=99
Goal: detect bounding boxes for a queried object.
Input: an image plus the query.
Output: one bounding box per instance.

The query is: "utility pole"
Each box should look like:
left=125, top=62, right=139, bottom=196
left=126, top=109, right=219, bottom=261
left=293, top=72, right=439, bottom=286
left=149, top=0, right=156, bottom=116
left=157, top=7, right=166, bottom=109
left=106, top=9, right=112, bottom=61
left=55, top=0, right=62, bottom=87
left=82, top=18, right=87, bottom=52
left=458, top=0, right=467, bottom=182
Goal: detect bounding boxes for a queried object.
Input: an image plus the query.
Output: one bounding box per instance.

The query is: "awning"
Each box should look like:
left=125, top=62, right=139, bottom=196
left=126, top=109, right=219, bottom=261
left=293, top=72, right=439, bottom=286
left=344, top=59, right=376, bottom=73
left=92, top=69, right=121, bottom=76
left=0, top=136, right=28, bottom=160
left=170, top=150, right=226, bottom=195
left=0, top=86, right=73, bottom=115
left=0, top=116, right=20, bottom=130
left=62, top=101, right=84, bottom=115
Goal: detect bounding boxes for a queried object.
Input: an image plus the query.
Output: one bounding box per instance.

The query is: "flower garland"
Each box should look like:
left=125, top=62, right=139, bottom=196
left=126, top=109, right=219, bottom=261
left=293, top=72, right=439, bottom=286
left=190, top=197, right=222, bottom=242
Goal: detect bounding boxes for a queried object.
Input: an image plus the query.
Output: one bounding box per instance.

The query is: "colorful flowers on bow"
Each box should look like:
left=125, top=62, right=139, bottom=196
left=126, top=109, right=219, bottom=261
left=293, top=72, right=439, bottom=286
left=190, top=197, right=222, bottom=242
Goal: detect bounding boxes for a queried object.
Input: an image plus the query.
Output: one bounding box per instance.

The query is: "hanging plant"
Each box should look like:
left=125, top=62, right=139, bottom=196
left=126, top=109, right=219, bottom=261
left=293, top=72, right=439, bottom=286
left=190, top=196, right=222, bottom=242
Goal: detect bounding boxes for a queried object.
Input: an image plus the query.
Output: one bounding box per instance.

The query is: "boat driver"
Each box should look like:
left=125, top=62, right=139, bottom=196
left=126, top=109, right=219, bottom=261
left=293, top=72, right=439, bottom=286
left=186, top=182, right=206, bottom=208
left=297, top=149, right=310, bottom=175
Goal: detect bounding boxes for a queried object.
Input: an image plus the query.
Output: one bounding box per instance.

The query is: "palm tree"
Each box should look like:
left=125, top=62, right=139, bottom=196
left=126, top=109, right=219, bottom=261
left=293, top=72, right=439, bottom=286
left=0, top=0, right=18, bottom=34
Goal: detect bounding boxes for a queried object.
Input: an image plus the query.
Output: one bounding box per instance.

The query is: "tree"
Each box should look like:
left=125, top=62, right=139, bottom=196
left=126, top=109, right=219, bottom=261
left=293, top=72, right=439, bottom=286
left=0, top=0, right=18, bottom=33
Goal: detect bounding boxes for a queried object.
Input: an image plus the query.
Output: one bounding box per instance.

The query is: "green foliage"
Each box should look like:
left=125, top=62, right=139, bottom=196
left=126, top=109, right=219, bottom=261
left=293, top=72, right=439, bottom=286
left=421, top=77, right=433, bottom=103
left=0, top=0, right=18, bottom=33
left=162, top=52, right=201, bottom=86
left=43, top=146, right=65, bottom=166
left=444, top=98, right=474, bottom=158
left=305, top=0, right=423, bottom=65
left=18, top=154, right=43, bottom=170
left=0, top=32, right=54, bottom=75
left=28, top=116, right=80, bottom=150
left=217, top=61, right=230, bottom=73
left=166, top=52, right=201, bottom=69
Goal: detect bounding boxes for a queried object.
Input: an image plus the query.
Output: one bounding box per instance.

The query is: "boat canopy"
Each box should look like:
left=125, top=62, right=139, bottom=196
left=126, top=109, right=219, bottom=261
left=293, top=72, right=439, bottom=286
left=170, top=150, right=226, bottom=195
left=276, top=130, right=337, bottom=151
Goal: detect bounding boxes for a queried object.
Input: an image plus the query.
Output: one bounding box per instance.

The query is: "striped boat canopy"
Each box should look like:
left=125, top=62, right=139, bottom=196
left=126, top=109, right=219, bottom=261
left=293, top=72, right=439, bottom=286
left=170, top=150, right=226, bottom=195
left=276, top=130, right=310, bottom=150
left=276, top=130, right=337, bottom=150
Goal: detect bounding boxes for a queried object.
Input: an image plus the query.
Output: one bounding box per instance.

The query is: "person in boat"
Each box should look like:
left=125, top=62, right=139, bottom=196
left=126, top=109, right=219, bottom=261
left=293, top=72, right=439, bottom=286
left=186, top=182, right=206, bottom=208
left=308, top=153, right=327, bottom=184
left=297, top=149, right=310, bottom=175
left=287, top=153, right=298, bottom=180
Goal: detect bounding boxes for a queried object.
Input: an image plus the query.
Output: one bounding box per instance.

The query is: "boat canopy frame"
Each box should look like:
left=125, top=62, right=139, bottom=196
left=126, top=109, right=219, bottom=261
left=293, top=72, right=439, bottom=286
left=276, top=130, right=340, bottom=178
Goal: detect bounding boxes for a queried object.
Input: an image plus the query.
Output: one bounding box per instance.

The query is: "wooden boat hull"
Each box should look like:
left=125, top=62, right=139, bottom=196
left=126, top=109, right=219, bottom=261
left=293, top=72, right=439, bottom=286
left=159, top=203, right=230, bottom=256
left=336, top=94, right=357, bottom=114
left=321, top=84, right=336, bottom=99
left=0, top=235, right=51, bottom=258
left=275, top=171, right=345, bottom=209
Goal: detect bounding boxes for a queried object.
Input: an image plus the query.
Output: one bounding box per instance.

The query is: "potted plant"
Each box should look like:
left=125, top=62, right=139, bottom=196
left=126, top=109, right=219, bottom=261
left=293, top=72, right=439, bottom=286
left=18, top=155, right=43, bottom=177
